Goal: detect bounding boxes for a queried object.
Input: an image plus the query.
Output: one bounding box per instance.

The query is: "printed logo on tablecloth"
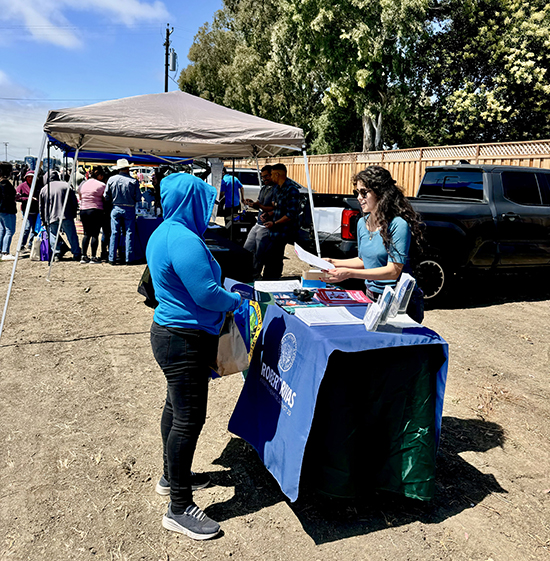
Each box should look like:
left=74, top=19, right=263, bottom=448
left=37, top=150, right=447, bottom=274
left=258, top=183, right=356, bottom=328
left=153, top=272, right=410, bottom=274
left=278, top=332, right=297, bottom=373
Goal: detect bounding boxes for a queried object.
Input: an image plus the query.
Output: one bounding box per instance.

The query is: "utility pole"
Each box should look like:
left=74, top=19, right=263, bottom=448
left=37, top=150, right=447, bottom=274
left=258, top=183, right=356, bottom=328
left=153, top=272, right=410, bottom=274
left=164, top=24, right=174, bottom=93
left=3, top=142, right=8, bottom=161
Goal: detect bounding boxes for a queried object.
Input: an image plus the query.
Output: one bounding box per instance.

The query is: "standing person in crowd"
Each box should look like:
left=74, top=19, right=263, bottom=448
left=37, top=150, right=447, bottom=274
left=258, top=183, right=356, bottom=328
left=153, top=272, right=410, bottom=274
left=220, top=168, right=244, bottom=224
left=147, top=173, right=242, bottom=540
left=15, top=171, right=40, bottom=253
left=104, top=159, right=141, bottom=265
left=261, top=163, right=300, bottom=280
left=324, top=166, right=424, bottom=323
left=39, top=171, right=81, bottom=261
left=0, top=161, right=17, bottom=261
left=78, top=166, right=107, bottom=264
left=151, top=168, right=165, bottom=216
left=100, top=169, right=114, bottom=262
left=243, top=165, right=277, bottom=279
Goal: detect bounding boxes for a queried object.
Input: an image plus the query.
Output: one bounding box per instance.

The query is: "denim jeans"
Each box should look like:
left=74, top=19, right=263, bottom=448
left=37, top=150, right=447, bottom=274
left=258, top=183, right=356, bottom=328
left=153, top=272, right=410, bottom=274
left=109, top=206, right=136, bottom=263
left=0, top=212, right=16, bottom=254
left=150, top=322, right=218, bottom=514
left=243, top=223, right=270, bottom=277
left=21, top=212, right=39, bottom=248
left=49, top=219, right=81, bottom=257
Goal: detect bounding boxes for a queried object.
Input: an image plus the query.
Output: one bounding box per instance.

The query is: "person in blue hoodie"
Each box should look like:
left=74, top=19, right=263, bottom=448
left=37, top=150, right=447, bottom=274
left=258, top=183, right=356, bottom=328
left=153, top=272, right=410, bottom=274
left=147, top=173, right=241, bottom=540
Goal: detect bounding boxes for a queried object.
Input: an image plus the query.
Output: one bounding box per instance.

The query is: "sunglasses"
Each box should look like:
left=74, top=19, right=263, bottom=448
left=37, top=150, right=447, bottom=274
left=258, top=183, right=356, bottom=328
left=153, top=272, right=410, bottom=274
left=353, top=188, right=370, bottom=198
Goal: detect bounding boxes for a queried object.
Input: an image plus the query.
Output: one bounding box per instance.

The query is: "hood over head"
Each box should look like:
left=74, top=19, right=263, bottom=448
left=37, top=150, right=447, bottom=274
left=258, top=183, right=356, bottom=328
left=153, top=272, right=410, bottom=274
left=160, top=173, right=216, bottom=236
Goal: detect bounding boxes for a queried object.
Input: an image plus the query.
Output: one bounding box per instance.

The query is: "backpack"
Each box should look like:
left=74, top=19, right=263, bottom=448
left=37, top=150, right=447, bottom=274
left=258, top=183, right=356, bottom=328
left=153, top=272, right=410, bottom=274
left=39, top=228, right=51, bottom=262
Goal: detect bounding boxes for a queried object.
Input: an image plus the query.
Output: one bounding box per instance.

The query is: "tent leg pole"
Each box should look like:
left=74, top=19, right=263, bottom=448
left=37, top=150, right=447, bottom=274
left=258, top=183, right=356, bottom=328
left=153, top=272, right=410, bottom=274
left=302, top=146, right=321, bottom=257
left=0, top=133, right=48, bottom=344
left=47, top=147, right=80, bottom=280
left=230, top=158, right=235, bottom=242
left=254, top=156, right=261, bottom=198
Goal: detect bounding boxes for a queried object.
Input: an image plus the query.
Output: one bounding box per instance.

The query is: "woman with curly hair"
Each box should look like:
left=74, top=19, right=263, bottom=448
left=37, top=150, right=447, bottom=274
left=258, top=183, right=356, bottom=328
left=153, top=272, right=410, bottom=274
left=325, top=165, right=424, bottom=322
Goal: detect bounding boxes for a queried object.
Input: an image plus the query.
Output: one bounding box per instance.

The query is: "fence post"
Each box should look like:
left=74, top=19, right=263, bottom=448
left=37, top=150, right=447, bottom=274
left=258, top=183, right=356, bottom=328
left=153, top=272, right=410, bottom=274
left=475, top=144, right=480, bottom=164
left=417, top=148, right=424, bottom=194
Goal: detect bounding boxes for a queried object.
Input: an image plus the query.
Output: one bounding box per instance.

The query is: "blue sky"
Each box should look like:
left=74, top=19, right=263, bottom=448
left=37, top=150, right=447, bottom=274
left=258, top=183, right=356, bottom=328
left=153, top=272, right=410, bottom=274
left=0, top=0, right=223, bottom=161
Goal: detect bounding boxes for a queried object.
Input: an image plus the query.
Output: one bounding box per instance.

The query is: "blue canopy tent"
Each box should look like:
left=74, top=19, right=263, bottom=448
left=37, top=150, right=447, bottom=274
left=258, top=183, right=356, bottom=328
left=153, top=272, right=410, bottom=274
left=47, top=135, right=193, bottom=166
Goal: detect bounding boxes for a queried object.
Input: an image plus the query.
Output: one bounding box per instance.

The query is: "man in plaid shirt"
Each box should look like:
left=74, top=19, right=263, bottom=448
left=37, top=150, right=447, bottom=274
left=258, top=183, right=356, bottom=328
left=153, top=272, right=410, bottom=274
left=261, top=163, right=300, bottom=279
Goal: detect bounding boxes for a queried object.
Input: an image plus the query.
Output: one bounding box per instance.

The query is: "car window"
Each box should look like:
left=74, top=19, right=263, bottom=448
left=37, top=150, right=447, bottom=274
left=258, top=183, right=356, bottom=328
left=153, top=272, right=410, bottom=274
left=501, top=171, right=542, bottom=206
left=536, top=173, right=550, bottom=205
left=237, top=171, right=260, bottom=186
left=419, top=170, right=484, bottom=200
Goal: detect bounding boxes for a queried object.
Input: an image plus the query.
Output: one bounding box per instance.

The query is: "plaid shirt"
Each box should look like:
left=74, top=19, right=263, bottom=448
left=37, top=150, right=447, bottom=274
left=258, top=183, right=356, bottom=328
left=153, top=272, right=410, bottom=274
left=270, top=178, right=300, bottom=240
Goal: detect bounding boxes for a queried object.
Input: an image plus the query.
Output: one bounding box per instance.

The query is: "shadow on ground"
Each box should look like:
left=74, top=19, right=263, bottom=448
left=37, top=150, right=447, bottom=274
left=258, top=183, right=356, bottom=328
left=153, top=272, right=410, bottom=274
left=426, top=269, right=550, bottom=311
left=206, top=417, right=506, bottom=545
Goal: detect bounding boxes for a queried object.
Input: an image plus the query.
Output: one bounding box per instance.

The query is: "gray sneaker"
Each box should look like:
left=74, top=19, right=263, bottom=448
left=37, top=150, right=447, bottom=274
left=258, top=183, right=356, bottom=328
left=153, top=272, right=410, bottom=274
left=155, top=474, right=170, bottom=496
left=162, top=503, right=220, bottom=540
left=156, top=472, right=211, bottom=495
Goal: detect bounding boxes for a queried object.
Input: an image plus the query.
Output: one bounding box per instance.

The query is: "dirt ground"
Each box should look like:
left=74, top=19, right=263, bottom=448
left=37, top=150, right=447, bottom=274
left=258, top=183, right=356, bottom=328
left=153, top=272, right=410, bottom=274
left=1, top=225, right=549, bottom=561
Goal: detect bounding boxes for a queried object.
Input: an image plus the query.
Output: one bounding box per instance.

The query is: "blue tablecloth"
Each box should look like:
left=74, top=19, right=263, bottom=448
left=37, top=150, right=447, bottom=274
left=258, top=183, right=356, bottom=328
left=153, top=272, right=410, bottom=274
left=228, top=305, right=448, bottom=502
left=134, top=216, right=163, bottom=261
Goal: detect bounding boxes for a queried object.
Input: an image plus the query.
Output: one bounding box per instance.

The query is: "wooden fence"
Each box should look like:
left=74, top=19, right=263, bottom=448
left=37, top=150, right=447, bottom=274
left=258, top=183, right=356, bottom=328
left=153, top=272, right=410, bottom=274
left=227, top=139, right=550, bottom=197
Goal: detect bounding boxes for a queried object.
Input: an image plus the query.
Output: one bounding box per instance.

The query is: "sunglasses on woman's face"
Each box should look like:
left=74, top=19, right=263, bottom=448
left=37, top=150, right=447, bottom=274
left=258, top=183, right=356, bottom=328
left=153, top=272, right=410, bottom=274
left=353, top=188, right=370, bottom=198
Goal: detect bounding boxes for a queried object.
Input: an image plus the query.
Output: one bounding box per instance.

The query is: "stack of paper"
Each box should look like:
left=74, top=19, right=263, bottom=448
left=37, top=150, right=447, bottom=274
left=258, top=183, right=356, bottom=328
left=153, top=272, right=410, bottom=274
left=294, top=307, right=364, bottom=327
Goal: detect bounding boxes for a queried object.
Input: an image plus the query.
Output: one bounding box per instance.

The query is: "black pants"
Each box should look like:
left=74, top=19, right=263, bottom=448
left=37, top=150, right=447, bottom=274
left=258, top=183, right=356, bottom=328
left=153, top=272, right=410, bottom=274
left=80, top=208, right=103, bottom=257
left=150, top=322, right=218, bottom=513
left=262, top=237, right=288, bottom=280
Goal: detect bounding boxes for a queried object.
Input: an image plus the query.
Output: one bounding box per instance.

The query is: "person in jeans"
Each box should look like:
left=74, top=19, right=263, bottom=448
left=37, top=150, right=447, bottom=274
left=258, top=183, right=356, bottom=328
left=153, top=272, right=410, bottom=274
left=261, top=163, right=301, bottom=280
left=39, top=171, right=81, bottom=261
left=147, top=173, right=241, bottom=540
left=77, top=167, right=107, bottom=263
left=104, top=159, right=141, bottom=264
left=243, top=165, right=277, bottom=279
left=0, top=161, right=17, bottom=261
left=15, top=170, right=41, bottom=253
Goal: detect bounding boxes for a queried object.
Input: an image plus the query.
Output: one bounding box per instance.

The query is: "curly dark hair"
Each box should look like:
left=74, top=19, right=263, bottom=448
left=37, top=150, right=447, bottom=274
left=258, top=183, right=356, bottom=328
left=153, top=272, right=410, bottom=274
left=352, top=166, right=423, bottom=256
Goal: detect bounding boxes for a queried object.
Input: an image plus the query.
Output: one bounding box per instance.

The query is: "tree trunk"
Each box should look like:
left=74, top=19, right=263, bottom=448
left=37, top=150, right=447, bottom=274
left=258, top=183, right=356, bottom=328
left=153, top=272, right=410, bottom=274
left=362, top=109, right=384, bottom=152
left=362, top=113, right=374, bottom=152
left=373, top=111, right=383, bottom=151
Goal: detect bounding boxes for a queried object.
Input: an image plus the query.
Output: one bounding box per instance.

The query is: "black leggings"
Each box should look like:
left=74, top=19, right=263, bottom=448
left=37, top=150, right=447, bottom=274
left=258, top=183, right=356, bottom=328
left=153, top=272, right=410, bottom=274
left=80, top=208, right=104, bottom=257
left=150, top=322, right=218, bottom=513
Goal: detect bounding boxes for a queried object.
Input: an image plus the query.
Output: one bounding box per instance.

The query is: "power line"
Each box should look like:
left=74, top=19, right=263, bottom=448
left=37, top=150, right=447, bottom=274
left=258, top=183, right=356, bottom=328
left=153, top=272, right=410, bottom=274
left=0, top=97, right=108, bottom=102
left=0, top=24, right=165, bottom=30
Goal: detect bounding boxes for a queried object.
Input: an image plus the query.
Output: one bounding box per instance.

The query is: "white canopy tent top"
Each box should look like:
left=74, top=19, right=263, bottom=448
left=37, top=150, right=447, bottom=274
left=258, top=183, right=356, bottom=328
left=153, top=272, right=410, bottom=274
left=44, top=91, right=305, bottom=159
left=1, top=91, right=319, bottom=342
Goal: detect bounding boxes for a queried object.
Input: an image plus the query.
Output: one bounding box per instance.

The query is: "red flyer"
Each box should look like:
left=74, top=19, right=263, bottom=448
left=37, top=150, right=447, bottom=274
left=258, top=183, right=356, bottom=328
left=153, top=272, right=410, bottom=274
left=314, top=289, right=373, bottom=306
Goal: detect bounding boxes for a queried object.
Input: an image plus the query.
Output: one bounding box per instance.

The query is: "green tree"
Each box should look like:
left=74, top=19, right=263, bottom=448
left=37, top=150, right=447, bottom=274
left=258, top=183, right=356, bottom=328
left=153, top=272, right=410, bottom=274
left=408, top=0, right=550, bottom=145
left=178, top=13, right=239, bottom=104
left=271, top=0, right=431, bottom=151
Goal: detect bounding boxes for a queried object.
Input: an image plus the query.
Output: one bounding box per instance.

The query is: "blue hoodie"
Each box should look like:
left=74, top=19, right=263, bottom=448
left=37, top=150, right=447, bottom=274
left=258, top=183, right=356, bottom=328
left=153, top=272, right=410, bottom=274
left=146, top=173, right=241, bottom=334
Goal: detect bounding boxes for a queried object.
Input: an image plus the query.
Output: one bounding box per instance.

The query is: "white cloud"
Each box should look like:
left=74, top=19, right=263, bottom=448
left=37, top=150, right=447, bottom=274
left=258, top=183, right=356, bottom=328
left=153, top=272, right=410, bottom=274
left=0, top=69, right=39, bottom=98
left=0, top=70, right=58, bottom=161
left=0, top=0, right=170, bottom=48
left=0, top=101, right=51, bottom=161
